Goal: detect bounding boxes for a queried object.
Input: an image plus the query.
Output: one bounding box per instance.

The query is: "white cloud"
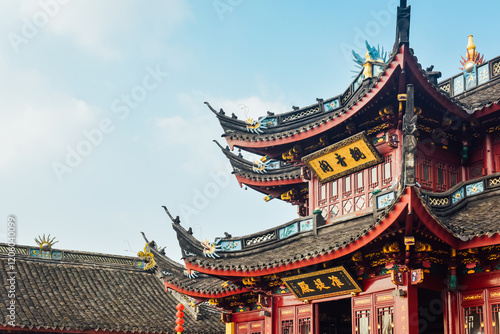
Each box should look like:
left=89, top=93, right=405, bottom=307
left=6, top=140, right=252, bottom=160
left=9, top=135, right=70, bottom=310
left=0, top=0, right=192, bottom=60
left=154, top=92, right=289, bottom=174
left=0, top=64, right=98, bottom=174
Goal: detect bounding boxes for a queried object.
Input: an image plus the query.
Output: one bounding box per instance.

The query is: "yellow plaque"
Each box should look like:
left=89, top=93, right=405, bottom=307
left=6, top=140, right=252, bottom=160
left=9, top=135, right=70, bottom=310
left=302, top=132, right=383, bottom=184
left=282, top=266, right=362, bottom=302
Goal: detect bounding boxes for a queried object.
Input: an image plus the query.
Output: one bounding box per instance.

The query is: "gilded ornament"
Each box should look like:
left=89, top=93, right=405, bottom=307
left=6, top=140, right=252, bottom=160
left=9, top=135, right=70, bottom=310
left=137, top=244, right=156, bottom=271
left=35, top=234, right=58, bottom=251
left=383, top=242, right=400, bottom=254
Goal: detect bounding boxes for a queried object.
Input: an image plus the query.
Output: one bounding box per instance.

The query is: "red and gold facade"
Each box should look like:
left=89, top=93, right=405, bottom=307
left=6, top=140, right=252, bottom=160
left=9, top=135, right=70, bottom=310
left=153, top=1, right=500, bottom=333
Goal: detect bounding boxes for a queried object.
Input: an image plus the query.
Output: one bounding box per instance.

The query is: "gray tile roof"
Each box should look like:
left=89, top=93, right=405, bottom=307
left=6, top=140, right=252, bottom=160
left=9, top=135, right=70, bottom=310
left=0, top=245, right=224, bottom=334
left=150, top=246, right=242, bottom=295
left=454, top=77, right=500, bottom=111
left=174, top=194, right=403, bottom=275
left=434, top=190, right=500, bottom=240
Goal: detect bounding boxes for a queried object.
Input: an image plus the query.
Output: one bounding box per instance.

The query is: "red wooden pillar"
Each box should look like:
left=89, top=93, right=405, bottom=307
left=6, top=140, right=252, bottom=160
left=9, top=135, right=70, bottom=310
left=443, top=290, right=459, bottom=334
left=309, top=176, right=317, bottom=216
left=484, top=134, right=495, bottom=174
left=394, top=271, right=419, bottom=333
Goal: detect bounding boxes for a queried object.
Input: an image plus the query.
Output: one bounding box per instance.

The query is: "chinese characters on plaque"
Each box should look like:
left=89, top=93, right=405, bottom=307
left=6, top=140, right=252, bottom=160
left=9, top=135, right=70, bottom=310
left=282, top=266, right=362, bottom=301
left=302, top=132, right=383, bottom=184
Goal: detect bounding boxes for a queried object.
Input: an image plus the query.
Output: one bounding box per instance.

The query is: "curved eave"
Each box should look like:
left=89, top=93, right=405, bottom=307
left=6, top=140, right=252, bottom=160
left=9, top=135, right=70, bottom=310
left=172, top=223, right=207, bottom=258
left=410, top=187, right=461, bottom=248
left=215, top=140, right=302, bottom=183
left=219, top=51, right=404, bottom=151
left=471, top=101, right=500, bottom=119
left=183, top=189, right=410, bottom=277
left=165, top=281, right=250, bottom=299
left=235, top=174, right=304, bottom=187
left=411, top=187, right=500, bottom=249
left=403, top=46, right=470, bottom=119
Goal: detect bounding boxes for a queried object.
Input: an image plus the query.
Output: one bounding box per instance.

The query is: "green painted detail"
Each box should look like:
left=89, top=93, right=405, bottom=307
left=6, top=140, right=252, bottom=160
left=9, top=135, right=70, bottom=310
left=449, top=275, right=457, bottom=290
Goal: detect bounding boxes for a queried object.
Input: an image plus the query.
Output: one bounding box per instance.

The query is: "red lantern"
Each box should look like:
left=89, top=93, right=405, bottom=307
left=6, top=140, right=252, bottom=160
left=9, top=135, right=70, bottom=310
left=175, top=303, right=185, bottom=333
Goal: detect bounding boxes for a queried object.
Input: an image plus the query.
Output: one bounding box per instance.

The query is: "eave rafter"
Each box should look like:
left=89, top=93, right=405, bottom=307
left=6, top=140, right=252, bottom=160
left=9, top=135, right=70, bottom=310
left=208, top=50, right=405, bottom=156
left=183, top=188, right=411, bottom=277
left=165, top=281, right=250, bottom=299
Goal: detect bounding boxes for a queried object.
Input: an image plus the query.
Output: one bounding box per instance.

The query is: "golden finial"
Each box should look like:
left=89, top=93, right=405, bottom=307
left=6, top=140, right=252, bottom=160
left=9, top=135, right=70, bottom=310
left=34, top=234, right=58, bottom=251
left=460, top=35, right=484, bottom=73
left=467, top=35, right=476, bottom=60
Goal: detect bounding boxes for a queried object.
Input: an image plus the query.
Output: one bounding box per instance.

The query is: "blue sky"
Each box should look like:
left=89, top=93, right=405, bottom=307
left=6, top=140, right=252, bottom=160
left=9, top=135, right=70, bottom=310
left=1, top=0, right=499, bottom=262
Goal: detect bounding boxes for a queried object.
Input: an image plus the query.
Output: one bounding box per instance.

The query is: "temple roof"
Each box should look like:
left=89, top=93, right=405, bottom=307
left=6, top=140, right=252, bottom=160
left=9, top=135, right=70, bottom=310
left=0, top=244, right=223, bottom=334
left=171, top=188, right=407, bottom=276
left=206, top=58, right=393, bottom=155
left=209, top=43, right=475, bottom=157
left=439, top=55, right=500, bottom=114
left=147, top=242, right=248, bottom=297
left=214, top=140, right=303, bottom=186
left=169, top=174, right=500, bottom=281
left=421, top=173, right=500, bottom=242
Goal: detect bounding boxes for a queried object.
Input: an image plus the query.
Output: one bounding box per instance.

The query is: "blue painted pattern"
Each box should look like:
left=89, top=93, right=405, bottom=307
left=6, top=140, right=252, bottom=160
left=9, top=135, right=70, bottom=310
left=453, top=75, right=464, bottom=95
left=466, top=181, right=484, bottom=196
left=464, top=66, right=477, bottom=90
left=324, top=99, right=339, bottom=112
left=299, top=219, right=313, bottom=231
left=30, top=249, right=39, bottom=257
left=29, top=248, right=63, bottom=260
left=451, top=187, right=465, bottom=204
left=279, top=222, right=298, bottom=239
left=353, top=74, right=364, bottom=91
left=266, top=161, right=280, bottom=169
left=377, top=192, right=395, bottom=210
left=220, top=240, right=242, bottom=251
left=51, top=251, right=62, bottom=260
left=478, top=64, right=490, bottom=85
left=265, top=117, right=277, bottom=127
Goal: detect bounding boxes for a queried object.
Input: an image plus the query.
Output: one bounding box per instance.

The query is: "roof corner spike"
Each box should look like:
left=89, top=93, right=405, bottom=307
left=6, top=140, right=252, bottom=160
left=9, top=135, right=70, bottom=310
left=394, top=0, right=411, bottom=49
left=162, top=206, right=181, bottom=224
left=213, top=139, right=225, bottom=150
left=140, top=231, right=150, bottom=243
left=204, top=101, right=219, bottom=114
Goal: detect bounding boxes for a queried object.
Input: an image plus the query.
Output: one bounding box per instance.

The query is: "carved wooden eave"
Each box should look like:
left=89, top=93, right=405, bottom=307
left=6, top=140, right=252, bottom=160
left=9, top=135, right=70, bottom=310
left=214, top=140, right=304, bottom=188
left=403, top=46, right=471, bottom=120
left=415, top=173, right=500, bottom=249
left=207, top=49, right=403, bottom=156
left=209, top=45, right=475, bottom=161
left=172, top=189, right=409, bottom=278
left=169, top=181, right=500, bottom=283
left=165, top=281, right=251, bottom=300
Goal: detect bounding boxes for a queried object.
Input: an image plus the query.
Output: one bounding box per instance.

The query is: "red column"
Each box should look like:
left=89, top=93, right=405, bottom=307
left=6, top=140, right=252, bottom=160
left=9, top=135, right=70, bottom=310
left=308, top=176, right=317, bottom=216
left=484, top=134, right=495, bottom=174
left=443, top=291, right=459, bottom=334
left=394, top=271, right=419, bottom=334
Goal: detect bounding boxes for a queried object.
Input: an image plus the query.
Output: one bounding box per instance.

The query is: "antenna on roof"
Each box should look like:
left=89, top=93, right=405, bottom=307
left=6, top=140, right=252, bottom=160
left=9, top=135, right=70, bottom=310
left=400, top=0, right=407, bottom=7
left=162, top=206, right=180, bottom=224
